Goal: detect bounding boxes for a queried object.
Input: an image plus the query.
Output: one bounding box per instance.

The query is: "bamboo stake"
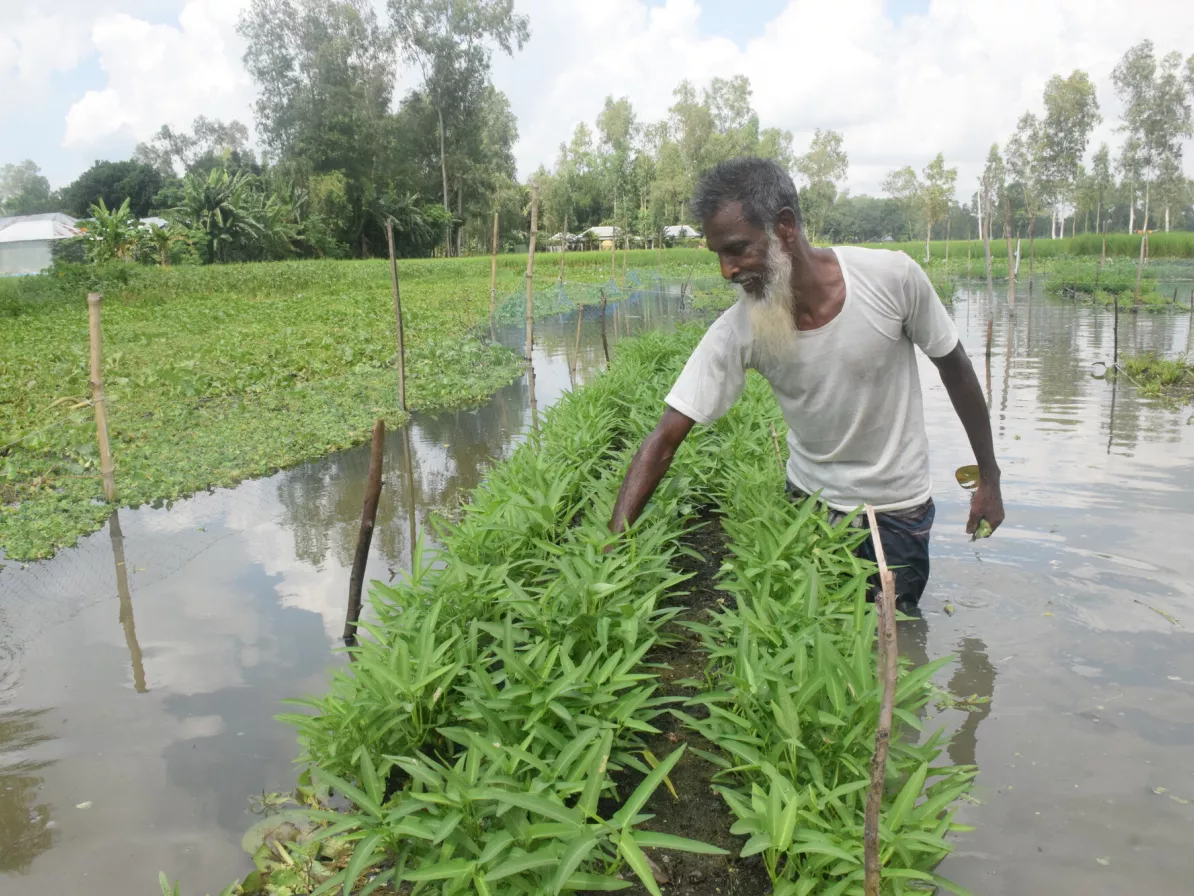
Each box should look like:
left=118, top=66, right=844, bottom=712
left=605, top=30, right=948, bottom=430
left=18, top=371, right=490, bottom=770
left=622, top=234, right=628, bottom=285
left=344, top=419, right=386, bottom=645
left=489, top=211, right=499, bottom=341
left=769, top=423, right=783, bottom=466
left=87, top=293, right=117, bottom=502
left=385, top=220, right=407, bottom=411
left=571, top=304, right=585, bottom=382
left=599, top=288, right=611, bottom=368
left=611, top=237, right=617, bottom=286
left=559, top=211, right=568, bottom=282
left=525, top=184, right=539, bottom=364
left=863, top=504, right=899, bottom=896
left=110, top=511, right=146, bottom=694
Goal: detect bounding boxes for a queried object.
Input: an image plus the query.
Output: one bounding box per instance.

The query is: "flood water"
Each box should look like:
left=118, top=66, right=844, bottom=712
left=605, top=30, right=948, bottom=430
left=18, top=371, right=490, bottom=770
left=2, top=275, right=1193, bottom=895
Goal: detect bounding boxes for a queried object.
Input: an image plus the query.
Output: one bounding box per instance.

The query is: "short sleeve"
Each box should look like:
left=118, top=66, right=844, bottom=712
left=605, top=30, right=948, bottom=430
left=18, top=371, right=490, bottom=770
left=902, top=255, right=959, bottom=358
left=664, top=314, right=747, bottom=425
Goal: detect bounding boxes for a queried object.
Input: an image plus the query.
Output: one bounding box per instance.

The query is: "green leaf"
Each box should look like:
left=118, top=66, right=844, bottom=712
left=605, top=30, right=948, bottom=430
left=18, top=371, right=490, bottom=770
left=470, top=788, right=581, bottom=826
left=341, top=830, right=384, bottom=896
left=632, top=831, right=728, bottom=855
left=617, top=832, right=662, bottom=896
left=611, top=744, right=686, bottom=828
left=551, top=832, right=600, bottom=894
left=888, top=762, right=930, bottom=831
left=562, top=873, right=631, bottom=891
left=403, top=858, right=477, bottom=882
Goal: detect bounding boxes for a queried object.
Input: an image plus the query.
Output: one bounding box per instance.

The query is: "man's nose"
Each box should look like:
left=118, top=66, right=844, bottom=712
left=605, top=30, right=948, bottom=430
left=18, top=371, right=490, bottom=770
left=718, top=255, right=739, bottom=281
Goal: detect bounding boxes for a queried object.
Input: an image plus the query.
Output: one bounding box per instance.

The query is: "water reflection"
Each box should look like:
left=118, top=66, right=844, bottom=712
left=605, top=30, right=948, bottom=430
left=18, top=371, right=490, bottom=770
left=0, top=708, right=56, bottom=873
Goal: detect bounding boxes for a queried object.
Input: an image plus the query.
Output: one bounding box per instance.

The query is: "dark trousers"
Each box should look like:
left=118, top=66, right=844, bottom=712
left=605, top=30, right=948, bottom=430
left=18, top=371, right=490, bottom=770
left=786, top=484, right=935, bottom=610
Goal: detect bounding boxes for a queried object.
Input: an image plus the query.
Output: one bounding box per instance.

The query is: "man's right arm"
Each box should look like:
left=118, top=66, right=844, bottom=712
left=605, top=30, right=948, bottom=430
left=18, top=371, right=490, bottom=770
left=608, top=407, right=695, bottom=534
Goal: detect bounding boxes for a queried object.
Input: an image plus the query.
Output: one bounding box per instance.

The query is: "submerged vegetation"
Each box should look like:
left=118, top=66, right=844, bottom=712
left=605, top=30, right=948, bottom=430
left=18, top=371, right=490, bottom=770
left=200, top=332, right=975, bottom=896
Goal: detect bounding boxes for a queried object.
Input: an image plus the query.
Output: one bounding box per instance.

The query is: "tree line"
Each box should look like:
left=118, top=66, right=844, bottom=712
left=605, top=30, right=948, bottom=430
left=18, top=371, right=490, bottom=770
left=1, top=13, right=1192, bottom=267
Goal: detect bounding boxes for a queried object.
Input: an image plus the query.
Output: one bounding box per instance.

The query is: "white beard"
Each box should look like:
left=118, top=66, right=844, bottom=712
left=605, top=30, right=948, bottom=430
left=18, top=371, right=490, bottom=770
left=742, top=238, right=796, bottom=363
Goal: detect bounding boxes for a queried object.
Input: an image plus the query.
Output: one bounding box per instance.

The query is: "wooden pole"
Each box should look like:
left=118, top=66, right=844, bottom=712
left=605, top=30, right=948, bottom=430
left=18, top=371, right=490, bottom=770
left=525, top=184, right=539, bottom=364
left=611, top=237, right=617, bottom=286
left=622, top=234, right=628, bottom=285
left=344, top=419, right=386, bottom=645
left=385, top=220, right=407, bottom=412
left=863, top=504, right=899, bottom=896
left=559, top=211, right=568, bottom=282
left=110, top=511, right=147, bottom=694
left=571, top=304, right=585, bottom=383
left=87, top=293, right=117, bottom=502
left=489, top=211, right=499, bottom=341
left=599, top=288, right=611, bottom=368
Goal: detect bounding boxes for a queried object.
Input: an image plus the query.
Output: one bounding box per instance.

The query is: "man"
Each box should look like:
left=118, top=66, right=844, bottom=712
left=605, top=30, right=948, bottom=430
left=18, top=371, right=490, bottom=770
left=609, top=157, right=1004, bottom=609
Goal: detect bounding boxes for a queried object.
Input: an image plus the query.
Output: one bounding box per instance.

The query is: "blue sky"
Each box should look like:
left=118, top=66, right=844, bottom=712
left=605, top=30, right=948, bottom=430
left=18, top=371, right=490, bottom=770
left=2, top=0, right=1191, bottom=198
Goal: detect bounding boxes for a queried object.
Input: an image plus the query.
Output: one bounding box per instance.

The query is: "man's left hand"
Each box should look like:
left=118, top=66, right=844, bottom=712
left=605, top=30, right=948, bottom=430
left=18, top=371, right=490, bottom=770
left=967, top=480, right=1005, bottom=537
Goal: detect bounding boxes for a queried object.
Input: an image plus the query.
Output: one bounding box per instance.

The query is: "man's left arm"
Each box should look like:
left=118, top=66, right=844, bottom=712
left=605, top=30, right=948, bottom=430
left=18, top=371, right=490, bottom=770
left=930, top=343, right=1005, bottom=535
left=900, top=254, right=1004, bottom=536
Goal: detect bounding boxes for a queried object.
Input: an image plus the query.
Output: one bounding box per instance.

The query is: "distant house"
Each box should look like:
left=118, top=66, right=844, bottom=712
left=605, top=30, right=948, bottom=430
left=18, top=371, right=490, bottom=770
left=545, top=231, right=581, bottom=253
left=580, top=226, right=622, bottom=251
left=664, top=224, right=701, bottom=241
left=0, top=213, right=80, bottom=275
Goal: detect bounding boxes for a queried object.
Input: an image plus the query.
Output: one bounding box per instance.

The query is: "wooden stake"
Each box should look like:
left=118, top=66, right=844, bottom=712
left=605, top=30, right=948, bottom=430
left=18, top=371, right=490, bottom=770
left=87, top=293, right=117, bottom=502
left=525, top=184, right=539, bottom=364
left=402, top=424, right=417, bottom=568
left=769, top=423, right=783, bottom=466
left=571, top=304, right=585, bottom=382
left=559, top=211, right=568, bottom=282
left=622, top=234, right=628, bottom=285
left=599, top=288, right=611, bottom=368
left=489, top=211, right=499, bottom=340
left=344, top=419, right=386, bottom=645
left=863, top=504, right=899, bottom=896
left=611, top=236, right=617, bottom=286
left=385, top=220, right=407, bottom=412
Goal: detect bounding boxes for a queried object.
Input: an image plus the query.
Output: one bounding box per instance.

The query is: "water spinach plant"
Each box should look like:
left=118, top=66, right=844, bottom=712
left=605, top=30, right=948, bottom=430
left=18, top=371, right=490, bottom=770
left=227, top=331, right=976, bottom=895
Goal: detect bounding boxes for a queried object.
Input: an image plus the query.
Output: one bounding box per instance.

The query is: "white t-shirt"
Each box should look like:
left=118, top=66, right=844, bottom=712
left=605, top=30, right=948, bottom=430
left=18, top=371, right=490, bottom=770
left=665, top=247, right=959, bottom=512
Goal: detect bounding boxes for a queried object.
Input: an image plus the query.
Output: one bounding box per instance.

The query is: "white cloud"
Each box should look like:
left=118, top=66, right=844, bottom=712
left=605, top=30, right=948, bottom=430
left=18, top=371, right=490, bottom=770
left=496, top=0, right=1194, bottom=196
left=63, top=0, right=253, bottom=148
left=3, top=0, right=1193, bottom=198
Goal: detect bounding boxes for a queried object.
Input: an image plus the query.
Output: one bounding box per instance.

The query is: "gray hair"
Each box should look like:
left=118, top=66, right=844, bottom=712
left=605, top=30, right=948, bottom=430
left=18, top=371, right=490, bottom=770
left=691, top=157, right=803, bottom=231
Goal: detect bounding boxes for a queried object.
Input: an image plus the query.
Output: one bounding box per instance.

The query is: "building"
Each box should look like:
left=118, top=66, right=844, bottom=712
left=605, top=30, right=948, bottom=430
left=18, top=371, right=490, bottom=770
left=580, top=226, right=622, bottom=251
left=0, top=213, right=80, bottom=275
left=664, top=224, right=701, bottom=241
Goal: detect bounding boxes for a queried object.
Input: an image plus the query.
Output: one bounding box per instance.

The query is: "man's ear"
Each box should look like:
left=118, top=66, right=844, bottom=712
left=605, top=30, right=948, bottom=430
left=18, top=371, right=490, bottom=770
left=774, top=208, right=800, bottom=249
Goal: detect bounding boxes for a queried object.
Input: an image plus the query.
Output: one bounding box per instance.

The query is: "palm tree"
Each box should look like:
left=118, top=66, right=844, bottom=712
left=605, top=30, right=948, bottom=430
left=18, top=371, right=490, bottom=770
left=173, top=169, right=261, bottom=264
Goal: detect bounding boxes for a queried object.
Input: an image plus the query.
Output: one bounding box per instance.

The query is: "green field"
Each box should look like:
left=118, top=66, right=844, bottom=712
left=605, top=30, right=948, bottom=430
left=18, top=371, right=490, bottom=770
left=861, top=231, right=1194, bottom=261
left=0, top=251, right=715, bottom=561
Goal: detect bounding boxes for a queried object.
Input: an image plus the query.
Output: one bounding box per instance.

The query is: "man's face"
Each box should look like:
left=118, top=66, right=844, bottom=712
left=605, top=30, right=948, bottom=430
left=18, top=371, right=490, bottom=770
left=702, top=201, right=772, bottom=297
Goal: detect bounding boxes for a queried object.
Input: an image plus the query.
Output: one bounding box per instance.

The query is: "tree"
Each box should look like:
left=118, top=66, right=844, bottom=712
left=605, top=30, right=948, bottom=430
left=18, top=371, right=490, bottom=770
left=135, top=116, right=252, bottom=176
left=0, top=160, right=56, bottom=215
left=794, top=129, right=848, bottom=239
left=881, top=166, right=920, bottom=242
left=920, top=153, right=957, bottom=262
left=1040, top=70, right=1100, bottom=234
left=1088, top=144, right=1113, bottom=233
left=80, top=197, right=138, bottom=263
left=62, top=160, right=163, bottom=218
left=388, top=0, right=530, bottom=254
left=239, top=0, right=397, bottom=256
left=172, top=168, right=263, bottom=264
left=981, top=144, right=1006, bottom=291
left=1112, top=41, right=1193, bottom=236
left=1005, top=113, right=1046, bottom=273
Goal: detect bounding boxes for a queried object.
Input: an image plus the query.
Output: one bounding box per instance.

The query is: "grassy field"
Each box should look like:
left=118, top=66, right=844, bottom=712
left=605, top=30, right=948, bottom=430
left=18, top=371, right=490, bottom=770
left=862, top=231, right=1194, bottom=261
left=0, top=251, right=715, bottom=561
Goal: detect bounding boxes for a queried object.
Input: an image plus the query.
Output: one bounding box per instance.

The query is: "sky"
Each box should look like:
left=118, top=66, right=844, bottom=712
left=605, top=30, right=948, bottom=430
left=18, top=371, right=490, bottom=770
left=2, top=0, right=1193, bottom=200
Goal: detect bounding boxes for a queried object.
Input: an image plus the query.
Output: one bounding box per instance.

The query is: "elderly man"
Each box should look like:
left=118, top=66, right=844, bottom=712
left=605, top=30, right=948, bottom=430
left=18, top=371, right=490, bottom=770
left=609, top=157, right=1004, bottom=608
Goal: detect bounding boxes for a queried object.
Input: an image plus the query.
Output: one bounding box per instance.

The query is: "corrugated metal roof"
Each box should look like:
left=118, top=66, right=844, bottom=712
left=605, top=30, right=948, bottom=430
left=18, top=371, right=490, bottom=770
left=0, top=217, right=80, bottom=243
